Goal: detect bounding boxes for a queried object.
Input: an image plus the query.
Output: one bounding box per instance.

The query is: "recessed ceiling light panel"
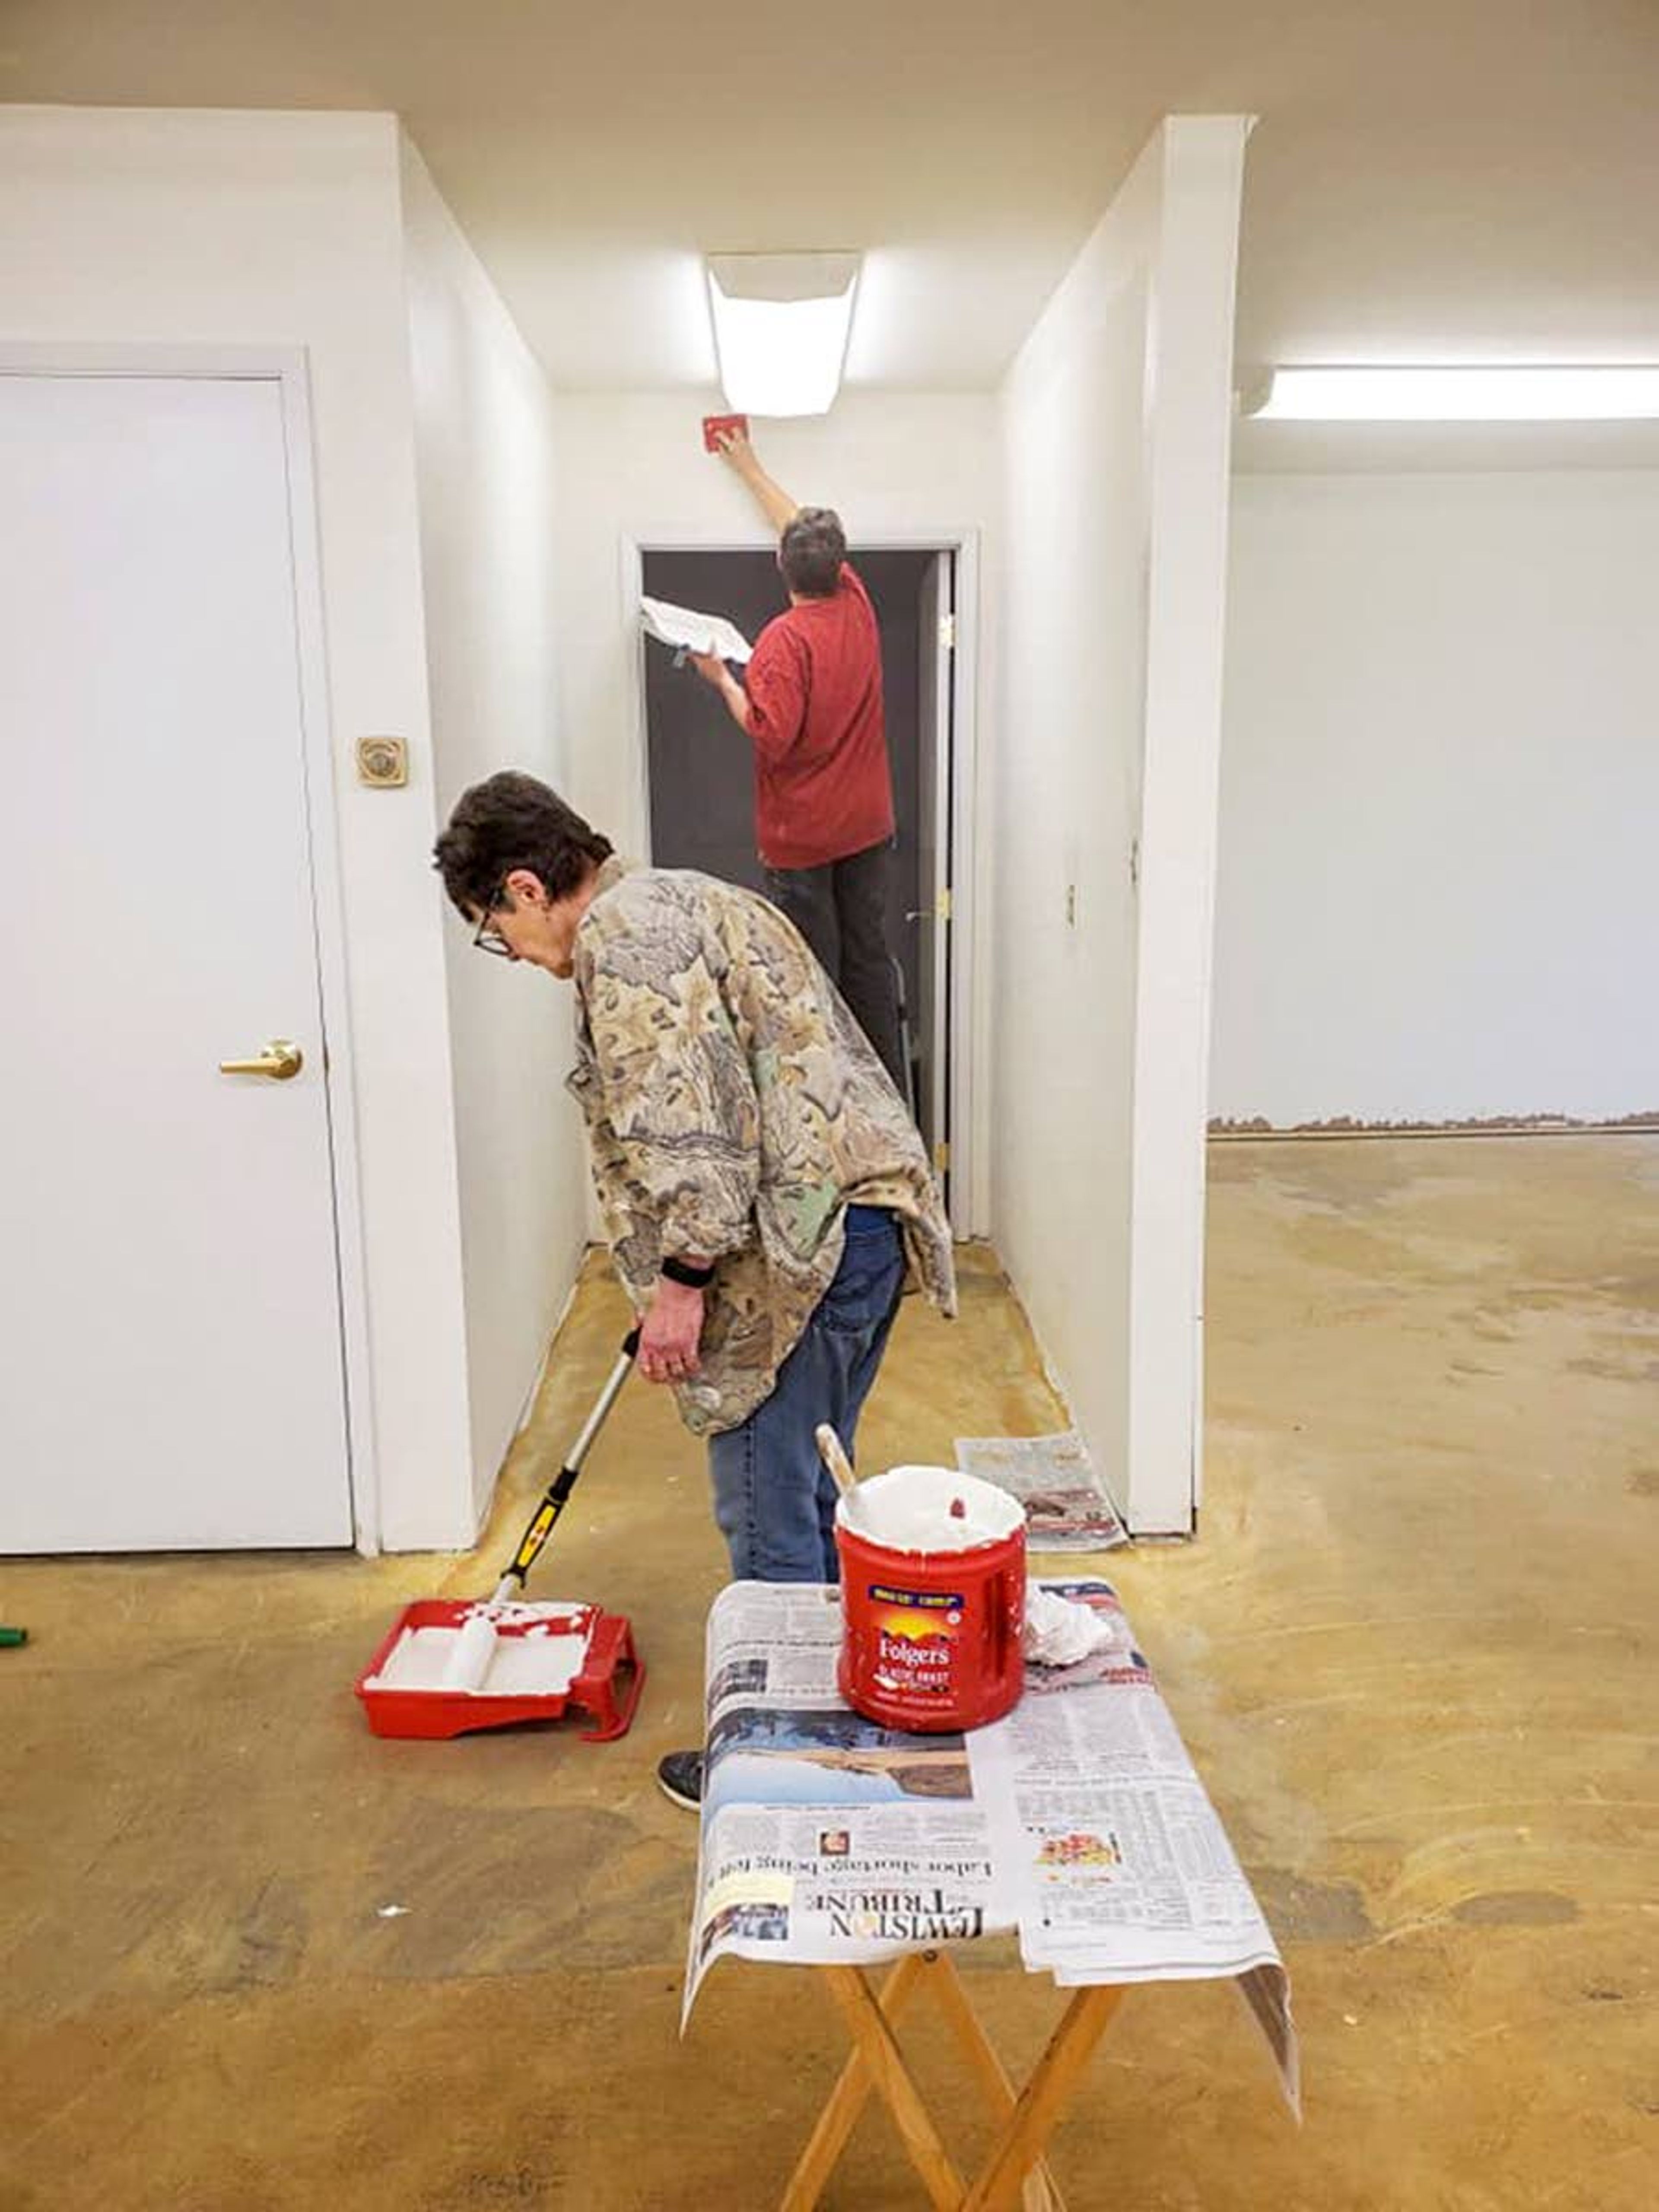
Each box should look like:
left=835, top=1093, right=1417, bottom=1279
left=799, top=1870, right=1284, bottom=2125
left=706, top=251, right=861, bottom=417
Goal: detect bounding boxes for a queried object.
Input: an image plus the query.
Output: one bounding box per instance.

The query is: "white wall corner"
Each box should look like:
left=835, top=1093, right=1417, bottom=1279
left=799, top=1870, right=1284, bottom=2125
left=395, top=130, right=592, bottom=1536
left=1128, top=114, right=1252, bottom=1533
left=990, top=125, right=1166, bottom=1529
left=989, top=114, right=1249, bottom=1540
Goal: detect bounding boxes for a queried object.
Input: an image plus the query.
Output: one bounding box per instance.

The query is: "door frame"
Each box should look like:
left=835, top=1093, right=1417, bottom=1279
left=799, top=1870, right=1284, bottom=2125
left=0, top=342, right=378, bottom=1552
left=620, top=525, right=985, bottom=1239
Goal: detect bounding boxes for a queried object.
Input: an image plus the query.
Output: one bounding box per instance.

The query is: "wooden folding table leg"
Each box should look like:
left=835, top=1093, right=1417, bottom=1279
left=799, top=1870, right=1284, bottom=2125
left=779, top=1953, right=929, bottom=2212
left=925, top=1955, right=1066, bottom=2212
left=961, top=1986, right=1125, bottom=2212
left=822, top=1964, right=966, bottom=2212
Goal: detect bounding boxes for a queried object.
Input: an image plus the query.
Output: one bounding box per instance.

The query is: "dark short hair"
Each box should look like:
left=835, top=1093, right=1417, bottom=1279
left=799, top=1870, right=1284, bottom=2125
left=432, top=771, right=613, bottom=915
left=779, top=506, right=847, bottom=597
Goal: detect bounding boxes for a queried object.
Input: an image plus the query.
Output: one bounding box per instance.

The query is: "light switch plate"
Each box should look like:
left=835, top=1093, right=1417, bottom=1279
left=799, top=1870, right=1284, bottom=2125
left=356, top=736, right=409, bottom=788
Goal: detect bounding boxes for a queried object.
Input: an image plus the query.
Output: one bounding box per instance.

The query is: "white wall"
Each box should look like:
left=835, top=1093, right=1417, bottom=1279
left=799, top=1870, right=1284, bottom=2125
left=1214, top=470, right=1659, bottom=1126
left=0, top=106, right=481, bottom=1549
left=398, top=140, right=589, bottom=1523
left=994, top=118, right=1249, bottom=1533
left=549, top=389, right=1002, bottom=1232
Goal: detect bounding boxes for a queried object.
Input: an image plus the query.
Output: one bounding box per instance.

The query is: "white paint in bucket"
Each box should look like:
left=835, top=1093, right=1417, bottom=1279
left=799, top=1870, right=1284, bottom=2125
left=836, top=1465, right=1024, bottom=1554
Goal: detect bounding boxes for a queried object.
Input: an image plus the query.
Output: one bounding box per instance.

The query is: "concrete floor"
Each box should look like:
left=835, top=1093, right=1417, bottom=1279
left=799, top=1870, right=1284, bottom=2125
left=3, top=1138, right=1656, bottom=2210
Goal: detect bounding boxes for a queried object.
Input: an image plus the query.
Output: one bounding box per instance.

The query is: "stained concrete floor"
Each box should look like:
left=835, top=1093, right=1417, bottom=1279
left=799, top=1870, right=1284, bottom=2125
left=3, top=1137, right=1656, bottom=2211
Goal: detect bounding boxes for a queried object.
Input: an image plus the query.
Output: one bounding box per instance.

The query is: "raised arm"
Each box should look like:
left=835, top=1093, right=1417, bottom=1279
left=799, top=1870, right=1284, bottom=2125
left=714, top=427, right=799, bottom=537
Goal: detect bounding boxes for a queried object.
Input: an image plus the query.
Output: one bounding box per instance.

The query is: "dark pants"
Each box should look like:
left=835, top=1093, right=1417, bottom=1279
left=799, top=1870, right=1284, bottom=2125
left=707, top=1208, right=906, bottom=1582
left=766, top=839, right=906, bottom=1091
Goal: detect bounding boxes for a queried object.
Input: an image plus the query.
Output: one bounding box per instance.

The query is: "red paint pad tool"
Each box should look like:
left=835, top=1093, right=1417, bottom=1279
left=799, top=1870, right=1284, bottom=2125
left=353, top=1326, right=644, bottom=1743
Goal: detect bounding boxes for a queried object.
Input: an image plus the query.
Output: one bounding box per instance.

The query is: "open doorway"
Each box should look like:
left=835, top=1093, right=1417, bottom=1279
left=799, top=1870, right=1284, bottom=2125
left=639, top=544, right=958, bottom=1197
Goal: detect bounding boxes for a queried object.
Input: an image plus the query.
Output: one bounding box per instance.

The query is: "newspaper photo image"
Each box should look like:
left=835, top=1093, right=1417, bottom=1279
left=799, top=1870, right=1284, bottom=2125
left=705, top=1700, right=973, bottom=1814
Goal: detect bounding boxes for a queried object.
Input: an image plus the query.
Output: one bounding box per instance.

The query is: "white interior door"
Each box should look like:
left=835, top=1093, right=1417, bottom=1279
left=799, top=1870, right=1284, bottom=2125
left=915, top=552, right=955, bottom=1198
left=0, top=369, right=353, bottom=1551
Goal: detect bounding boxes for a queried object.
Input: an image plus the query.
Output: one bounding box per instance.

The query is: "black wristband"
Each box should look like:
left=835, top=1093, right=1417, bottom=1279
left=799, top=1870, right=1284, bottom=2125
left=661, top=1256, right=716, bottom=1290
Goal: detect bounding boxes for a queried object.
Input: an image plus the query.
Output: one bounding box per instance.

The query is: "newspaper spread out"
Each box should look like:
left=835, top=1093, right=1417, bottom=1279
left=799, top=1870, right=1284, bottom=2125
left=683, top=1583, right=1006, bottom=2006
left=640, top=594, right=753, bottom=665
left=953, top=1432, right=1128, bottom=1552
left=684, top=1579, right=1299, bottom=2113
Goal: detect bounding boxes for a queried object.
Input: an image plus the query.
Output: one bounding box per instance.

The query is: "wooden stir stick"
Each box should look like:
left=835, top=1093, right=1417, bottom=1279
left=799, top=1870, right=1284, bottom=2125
left=815, top=1424, right=858, bottom=1497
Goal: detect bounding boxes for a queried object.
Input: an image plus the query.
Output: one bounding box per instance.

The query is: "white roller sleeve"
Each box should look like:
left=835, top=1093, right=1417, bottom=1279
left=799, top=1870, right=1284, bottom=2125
left=440, top=1611, right=499, bottom=1692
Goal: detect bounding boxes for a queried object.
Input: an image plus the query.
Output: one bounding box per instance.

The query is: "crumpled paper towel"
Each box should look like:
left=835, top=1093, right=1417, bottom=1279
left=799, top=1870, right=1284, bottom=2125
left=1021, top=1583, right=1115, bottom=1668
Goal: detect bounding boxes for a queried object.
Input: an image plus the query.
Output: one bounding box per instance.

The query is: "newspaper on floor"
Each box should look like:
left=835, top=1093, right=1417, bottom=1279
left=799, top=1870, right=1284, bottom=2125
left=684, top=1578, right=1299, bottom=2115
left=641, top=594, right=753, bottom=665
left=953, top=1431, right=1128, bottom=1551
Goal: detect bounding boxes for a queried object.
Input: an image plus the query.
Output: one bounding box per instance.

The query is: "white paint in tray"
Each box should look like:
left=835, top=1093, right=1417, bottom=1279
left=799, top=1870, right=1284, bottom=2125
left=366, top=1616, right=589, bottom=1697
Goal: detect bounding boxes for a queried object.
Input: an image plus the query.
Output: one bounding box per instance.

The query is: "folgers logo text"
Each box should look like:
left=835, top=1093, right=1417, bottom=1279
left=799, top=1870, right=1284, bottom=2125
left=868, top=1585, right=966, bottom=1697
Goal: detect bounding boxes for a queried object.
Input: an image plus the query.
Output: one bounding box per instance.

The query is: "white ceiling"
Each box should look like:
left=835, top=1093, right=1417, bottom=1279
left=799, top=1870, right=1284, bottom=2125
left=5, top=0, right=1659, bottom=393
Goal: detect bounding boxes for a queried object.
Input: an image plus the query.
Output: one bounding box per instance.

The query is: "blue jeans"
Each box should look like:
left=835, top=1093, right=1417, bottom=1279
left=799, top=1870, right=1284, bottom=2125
left=709, top=1208, right=905, bottom=1583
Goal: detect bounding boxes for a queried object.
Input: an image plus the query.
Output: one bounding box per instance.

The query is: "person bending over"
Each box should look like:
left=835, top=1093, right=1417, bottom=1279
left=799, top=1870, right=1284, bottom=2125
left=433, top=771, right=955, bottom=1808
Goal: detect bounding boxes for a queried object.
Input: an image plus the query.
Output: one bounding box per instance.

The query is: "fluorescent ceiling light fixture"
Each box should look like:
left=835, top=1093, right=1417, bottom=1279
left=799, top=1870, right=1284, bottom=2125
left=1253, top=365, right=1659, bottom=422
left=706, top=251, right=861, bottom=417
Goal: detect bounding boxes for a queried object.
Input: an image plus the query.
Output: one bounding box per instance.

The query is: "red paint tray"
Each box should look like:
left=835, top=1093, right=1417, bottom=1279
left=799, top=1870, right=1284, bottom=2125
left=354, top=1599, right=644, bottom=1742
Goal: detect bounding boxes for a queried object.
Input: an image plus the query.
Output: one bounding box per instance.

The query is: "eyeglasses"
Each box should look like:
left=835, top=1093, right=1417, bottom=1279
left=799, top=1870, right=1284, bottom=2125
left=472, top=886, right=515, bottom=959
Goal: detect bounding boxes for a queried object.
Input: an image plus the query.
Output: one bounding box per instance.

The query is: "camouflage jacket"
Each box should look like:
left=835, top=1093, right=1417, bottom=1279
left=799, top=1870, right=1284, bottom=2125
left=567, top=858, right=956, bottom=1436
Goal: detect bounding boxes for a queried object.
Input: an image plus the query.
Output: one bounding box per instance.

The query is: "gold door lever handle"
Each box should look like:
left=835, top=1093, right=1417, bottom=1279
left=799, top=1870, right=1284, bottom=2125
left=219, top=1039, right=303, bottom=1081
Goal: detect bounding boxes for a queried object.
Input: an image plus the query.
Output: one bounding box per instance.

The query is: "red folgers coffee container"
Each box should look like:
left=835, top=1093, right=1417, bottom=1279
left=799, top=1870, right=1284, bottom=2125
left=835, top=1466, right=1026, bottom=1732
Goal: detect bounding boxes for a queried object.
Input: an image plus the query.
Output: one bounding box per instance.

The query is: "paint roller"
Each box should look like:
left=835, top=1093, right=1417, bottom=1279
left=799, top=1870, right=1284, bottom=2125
left=442, top=1610, right=500, bottom=1692
left=439, top=1326, right=641, bottom=1691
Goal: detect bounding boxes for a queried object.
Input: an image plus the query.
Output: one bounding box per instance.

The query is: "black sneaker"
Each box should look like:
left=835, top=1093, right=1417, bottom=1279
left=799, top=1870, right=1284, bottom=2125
left=657, top=1749, right=703, bottom=1811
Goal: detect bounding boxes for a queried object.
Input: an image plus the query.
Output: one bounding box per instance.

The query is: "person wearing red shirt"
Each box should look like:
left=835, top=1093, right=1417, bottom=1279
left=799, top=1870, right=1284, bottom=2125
left=690, top=430, right=906, bottom=1090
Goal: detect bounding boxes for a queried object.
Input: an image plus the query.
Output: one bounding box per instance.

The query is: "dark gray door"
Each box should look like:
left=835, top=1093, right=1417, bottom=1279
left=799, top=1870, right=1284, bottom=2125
left=641, top=547, right=944, bottom=1144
